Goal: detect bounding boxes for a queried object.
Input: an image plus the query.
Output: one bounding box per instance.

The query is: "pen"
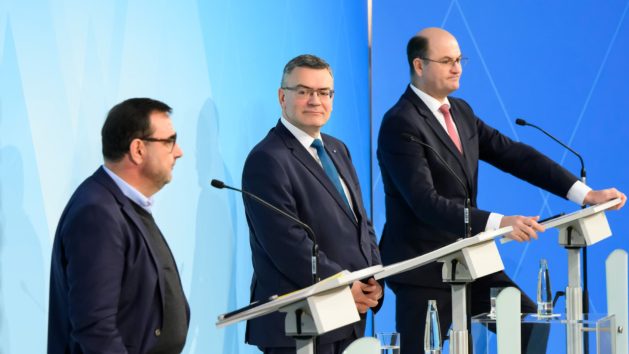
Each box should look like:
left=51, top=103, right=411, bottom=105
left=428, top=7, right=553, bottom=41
left=218, top=295, right=278, bottom=320
left=538, top=212, right=565, bottom=224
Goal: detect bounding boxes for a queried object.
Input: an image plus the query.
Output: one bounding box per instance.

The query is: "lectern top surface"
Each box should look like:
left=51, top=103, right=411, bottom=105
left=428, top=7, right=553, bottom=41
left=500, top=198, right=621, bottom=244
left=216, top=264, right=383, bottom=328
left=374, top=226, right=513, bottom=280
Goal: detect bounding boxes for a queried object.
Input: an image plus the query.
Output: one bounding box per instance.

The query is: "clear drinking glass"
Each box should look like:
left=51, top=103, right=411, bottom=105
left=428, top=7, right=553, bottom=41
left=376, top=332, right=400, bottom=354
left=488, top=287, right=503, bottom=319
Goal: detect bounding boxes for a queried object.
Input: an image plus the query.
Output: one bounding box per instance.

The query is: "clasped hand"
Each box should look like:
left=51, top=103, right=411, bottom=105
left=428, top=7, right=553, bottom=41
left=350, top=278, right=382, bottom=314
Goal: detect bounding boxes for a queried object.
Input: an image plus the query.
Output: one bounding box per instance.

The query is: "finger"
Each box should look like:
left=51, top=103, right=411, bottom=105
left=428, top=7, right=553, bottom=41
left=356, top=297, right=379, bottom=307
left=611, top=190, right=626, bottom=209
left=363, top=291, right=379, bottom=301
left=529, top=217, right=545, bottom=232
left=531, top=222, right=545, bottom=233
left=521, top=224, right=537, bottom=240
left=362, top=283, right=377, bottom=292
left=508, top=230, right=524, bottom=242
left=515, top=224, right=531, bottom=241
left=365, top=298, right=379, bottom=307
left=356, top=303, right=368, bottom=314
left=368, top=278, right=380, bottom=291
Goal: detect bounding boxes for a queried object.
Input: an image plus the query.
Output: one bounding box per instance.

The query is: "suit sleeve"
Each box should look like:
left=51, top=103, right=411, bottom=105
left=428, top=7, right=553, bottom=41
left=378, top=111, right=490, bottom=239
left=475, top=116, right=578, bottom=197
left=242, top=149, right=345, bottom=289
left=60, top=202, right=128, bottom=354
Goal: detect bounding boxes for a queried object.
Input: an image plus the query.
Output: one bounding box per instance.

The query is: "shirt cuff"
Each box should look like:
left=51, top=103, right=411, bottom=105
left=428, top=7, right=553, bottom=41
left=485, top=212, right=504, bottom=231
left=566, top=180, right=592, bottom=205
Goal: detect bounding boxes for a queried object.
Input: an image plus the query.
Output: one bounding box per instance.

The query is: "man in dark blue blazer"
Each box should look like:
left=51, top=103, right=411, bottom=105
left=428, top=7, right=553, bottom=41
left=377, top=28, right=626, bottom=354
left=48, top=98, right=189, bottom=354
left=242, top=54, right=383, bottom=354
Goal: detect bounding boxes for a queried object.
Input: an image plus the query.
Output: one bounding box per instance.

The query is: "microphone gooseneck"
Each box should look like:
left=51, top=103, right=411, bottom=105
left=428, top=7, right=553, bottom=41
left=515, top=118, right=586, bottom=183
left=401, top=133, right=472, bottom=239
left=210, top=179, right=320, bottom=284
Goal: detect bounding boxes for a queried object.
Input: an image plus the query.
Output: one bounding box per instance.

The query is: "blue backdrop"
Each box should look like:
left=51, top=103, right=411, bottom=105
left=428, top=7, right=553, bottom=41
left=371, top=1, right=629, bottom=352
left=0, top=1, right=627, bottom=353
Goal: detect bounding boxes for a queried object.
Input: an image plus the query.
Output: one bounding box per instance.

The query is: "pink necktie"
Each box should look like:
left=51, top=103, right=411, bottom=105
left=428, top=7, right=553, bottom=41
left=439, top=104, right=462, bottom=154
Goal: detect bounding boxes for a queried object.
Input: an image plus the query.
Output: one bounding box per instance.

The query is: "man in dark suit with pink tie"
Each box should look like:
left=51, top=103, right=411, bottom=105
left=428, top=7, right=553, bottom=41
left=377, top=27, right=626, bottom=354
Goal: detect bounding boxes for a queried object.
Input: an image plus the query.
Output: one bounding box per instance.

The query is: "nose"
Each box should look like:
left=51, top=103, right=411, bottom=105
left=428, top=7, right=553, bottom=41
left=173, top=143, right=184, bottom=158
left=451, top=61, right=462, bottom=73
left=307, top=92, right=322, bottom=105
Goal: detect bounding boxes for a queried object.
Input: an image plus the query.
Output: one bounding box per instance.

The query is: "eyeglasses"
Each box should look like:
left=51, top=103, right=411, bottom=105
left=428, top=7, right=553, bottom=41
left=420, top=56, right=468, bottom=67
left=282, top=85, right=335, bottom=100
left=141, top=134, right=177, bottom=152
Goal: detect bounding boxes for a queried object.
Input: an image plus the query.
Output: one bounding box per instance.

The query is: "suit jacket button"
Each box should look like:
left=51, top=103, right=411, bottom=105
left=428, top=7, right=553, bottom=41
left=155, top=328, right=161, bottom=336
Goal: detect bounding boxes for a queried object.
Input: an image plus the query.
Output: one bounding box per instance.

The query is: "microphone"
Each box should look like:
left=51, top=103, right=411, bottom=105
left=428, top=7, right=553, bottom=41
left=515, top=118, right=586, bottom=184
left=401, top=133, right=472, bottom=239
left=210, top=179, right=320, bottom=284
left=515, top=117, right=590, bottom=330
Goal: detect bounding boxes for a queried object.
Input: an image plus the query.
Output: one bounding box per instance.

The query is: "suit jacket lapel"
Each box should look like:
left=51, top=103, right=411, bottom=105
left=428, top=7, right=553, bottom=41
left=403, top=87, right=474, bottom=191
left=274, top=122, right=357, bottom=225
left=93, top=167, right=167, bottom=306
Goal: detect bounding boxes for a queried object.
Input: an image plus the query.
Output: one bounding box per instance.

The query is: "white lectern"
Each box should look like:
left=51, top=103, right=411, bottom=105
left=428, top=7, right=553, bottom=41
left=501, top=198, right=623, bottom=354
left=216, top=265, right=383, bottom=354
left=376, top=226, right=514, bottom=354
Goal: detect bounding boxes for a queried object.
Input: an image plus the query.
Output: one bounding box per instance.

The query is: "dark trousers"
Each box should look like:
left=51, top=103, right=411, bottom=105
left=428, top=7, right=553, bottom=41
left=389, top=272, right=549, bottom=354
left=261, top=335, right=356, bottom=354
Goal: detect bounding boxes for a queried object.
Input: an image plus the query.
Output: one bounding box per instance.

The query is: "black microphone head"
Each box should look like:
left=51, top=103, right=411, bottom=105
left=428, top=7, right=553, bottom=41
left=210, top=179, right=225, bottom=189
left=515, top=118, right=527, bottom=126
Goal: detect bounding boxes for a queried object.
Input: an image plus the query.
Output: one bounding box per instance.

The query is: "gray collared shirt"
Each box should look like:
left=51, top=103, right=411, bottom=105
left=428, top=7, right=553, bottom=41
left=102, top=165, right=154, bottom=213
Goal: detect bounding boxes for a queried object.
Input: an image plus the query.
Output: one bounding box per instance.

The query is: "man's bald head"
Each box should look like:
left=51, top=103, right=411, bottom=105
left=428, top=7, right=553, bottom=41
left=407, top=27, right=459, bottom=76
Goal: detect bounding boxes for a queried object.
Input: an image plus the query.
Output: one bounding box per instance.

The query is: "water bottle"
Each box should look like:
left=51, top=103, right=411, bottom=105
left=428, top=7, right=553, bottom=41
left=537, top=258, right=553, bottom=317
left=424, top=300, right=442, bottom=354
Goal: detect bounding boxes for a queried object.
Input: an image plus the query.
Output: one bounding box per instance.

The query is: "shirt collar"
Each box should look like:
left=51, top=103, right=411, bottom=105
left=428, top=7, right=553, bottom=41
left=410, top=83, right=450, bottom=112
left=280, top=116, right=323, bottom=150
left=102, top=165, right=154, bottom=213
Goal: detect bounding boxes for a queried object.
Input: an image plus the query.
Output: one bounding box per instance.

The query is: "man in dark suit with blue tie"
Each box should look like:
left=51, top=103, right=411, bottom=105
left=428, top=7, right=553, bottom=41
left=48, top=98, right=189, bottom=354
left=377, top=28, right=626, bottom=353
left=242, top=54, right=383, bottom=354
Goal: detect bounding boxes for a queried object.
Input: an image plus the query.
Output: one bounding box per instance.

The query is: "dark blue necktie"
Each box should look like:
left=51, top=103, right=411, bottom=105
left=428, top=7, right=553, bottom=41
left=311, top=139, right=351, bottom=208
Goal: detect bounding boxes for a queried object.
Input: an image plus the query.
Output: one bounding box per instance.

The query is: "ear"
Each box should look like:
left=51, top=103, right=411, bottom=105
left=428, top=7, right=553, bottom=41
left=413, top=58, right=424, bottom=77
left=128, top=139, right=145, bottom=165
left=278, top=87, right=286, bottom=107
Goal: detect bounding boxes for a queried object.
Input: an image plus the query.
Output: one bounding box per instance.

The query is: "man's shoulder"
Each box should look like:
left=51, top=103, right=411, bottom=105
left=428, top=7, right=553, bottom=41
left=243, top=127, right=292, bottom=174
left=247, top=127, right=287, bottom=157
left=64, top=170, right=121, bottom=215
left=385, top=91, right=416, bottom=116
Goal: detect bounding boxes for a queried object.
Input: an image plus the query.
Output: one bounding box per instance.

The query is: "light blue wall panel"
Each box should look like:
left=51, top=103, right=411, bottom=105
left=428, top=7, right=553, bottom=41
left=0, top=1, right=370, bottom=353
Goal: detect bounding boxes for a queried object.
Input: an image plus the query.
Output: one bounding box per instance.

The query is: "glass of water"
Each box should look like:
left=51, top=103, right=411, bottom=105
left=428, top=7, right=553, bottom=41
left=376, top=332, right=400, bottom=354
left=488, top=287, right=503, bottom=319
